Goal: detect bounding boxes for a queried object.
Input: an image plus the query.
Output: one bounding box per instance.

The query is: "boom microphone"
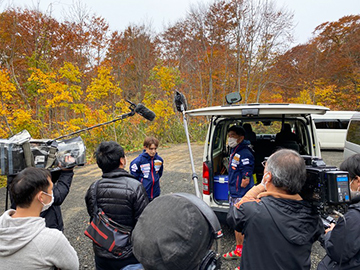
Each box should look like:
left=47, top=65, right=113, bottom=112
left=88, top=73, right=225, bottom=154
left=135, top=103, right=156, bottom=121
left=174, top=90, right=187, bottom=112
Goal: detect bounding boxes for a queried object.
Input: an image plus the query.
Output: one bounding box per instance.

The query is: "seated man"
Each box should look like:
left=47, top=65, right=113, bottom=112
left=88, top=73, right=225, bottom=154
left=0, top=167, right=79, bottom=270
left=227, top=149, right=323, bottom=270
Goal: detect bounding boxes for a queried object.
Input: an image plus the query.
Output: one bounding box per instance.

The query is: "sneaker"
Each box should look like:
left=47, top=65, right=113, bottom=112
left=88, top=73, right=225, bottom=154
left=234, top=267, right=240, bottom=270
left=222, top=249, right=241, bottom=260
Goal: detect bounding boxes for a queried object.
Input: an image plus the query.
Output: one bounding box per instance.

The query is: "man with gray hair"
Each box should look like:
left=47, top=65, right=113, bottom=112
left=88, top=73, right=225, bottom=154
left=227, top=149, right=324, bottom=270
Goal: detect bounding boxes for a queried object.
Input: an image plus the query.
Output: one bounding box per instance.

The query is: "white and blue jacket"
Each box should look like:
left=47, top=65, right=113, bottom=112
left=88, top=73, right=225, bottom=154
left=130, top=151, right=164, bottom=200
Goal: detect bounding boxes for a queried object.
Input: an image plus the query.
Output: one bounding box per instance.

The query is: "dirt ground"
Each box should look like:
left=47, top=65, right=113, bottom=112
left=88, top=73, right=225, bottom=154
left=0, top=143, right=343, bottom=269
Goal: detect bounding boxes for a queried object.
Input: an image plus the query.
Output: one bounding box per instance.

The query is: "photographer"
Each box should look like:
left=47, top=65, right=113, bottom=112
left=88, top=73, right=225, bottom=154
left=317, top=153, right=360, bottom=270
left=227, top=149, right=323, bottom=270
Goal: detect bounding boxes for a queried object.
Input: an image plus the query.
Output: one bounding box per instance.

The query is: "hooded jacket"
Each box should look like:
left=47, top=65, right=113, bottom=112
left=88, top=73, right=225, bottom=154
left=317, top=201, right=360, bottom=270
left=228, top=139, right=254, bottom=198
left=0, top=209, right=79, bottom=270
left=130, top=150, right=163, bottom=200
left=227, top=187, right=323, bottom=270
left=9, top=170, right=74, bottom=231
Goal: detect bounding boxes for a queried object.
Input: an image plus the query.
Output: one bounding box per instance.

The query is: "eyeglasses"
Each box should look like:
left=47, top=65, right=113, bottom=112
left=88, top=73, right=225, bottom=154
left=261, top=161, right=267, bottom=167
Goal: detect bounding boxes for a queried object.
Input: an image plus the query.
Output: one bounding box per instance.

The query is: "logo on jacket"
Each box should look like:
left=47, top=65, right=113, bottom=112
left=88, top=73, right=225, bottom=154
left=140, top=163, right=150, bottom=178
left=154, top=160, right=162, bottom=172
left=241, top=158, right=250, bottom=165
left=131, top=164, right=138, bottom=172
left=231, top=153, right=240, bottom=168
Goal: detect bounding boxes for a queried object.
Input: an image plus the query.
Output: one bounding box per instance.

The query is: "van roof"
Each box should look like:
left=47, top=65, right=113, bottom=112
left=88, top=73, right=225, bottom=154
left=311, top=110, right=357, bottom=119
left=350, top=112, right=360, bottom=119
left=186, top=103, right=329, bottom=117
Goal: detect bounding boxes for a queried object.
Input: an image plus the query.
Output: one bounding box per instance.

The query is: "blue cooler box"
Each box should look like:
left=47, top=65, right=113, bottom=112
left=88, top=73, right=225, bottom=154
left=213, top=175, right=229, bottom=201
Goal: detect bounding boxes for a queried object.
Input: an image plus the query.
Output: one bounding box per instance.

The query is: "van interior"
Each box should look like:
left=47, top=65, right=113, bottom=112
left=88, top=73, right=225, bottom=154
left=210, top=118, right=311, bottom=203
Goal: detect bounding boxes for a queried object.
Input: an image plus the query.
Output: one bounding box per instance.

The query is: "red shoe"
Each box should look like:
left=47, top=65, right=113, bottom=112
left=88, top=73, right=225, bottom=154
left=222, top=249, right=241, bottom=260
left=234, top=267, right=240, bottom=270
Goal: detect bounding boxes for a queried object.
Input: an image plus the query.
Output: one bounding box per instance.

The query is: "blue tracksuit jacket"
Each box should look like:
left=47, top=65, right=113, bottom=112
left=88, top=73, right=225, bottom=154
left=228, top=140, right=255, bottom=198
left=130, top=150, right=164, bottom=200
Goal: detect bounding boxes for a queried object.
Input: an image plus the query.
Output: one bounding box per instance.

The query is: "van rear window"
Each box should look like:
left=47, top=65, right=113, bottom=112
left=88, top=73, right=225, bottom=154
left=346, top=119, right=360, bottom=145
left=314, top=119, right=349, bottom=129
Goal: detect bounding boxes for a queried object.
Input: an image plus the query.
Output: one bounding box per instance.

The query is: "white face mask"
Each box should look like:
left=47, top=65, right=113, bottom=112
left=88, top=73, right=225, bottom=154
left=228, top=137, right=238, bottom=148
left=41, top=191, right=54, bottom=212
left=350, top=190, right=360, bottom=200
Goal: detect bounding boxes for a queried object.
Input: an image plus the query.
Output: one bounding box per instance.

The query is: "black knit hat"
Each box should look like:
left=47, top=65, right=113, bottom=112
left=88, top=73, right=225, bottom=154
left=132, top=194, right=213, bottom=270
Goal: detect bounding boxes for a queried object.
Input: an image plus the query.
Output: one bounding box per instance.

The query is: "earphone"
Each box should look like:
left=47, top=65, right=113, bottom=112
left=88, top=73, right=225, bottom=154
left=173, top=193, right=223, bottom=270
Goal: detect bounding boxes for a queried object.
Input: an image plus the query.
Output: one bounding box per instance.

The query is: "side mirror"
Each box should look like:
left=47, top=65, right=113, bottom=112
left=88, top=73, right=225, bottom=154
left=225, top=92, right=242, bottom=105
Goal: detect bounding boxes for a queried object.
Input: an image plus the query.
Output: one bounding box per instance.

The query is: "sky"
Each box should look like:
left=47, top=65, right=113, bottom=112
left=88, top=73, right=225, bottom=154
left=2, top=0, right=360, bottom=45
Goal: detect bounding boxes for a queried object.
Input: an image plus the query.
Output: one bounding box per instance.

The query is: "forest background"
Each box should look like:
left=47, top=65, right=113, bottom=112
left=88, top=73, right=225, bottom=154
left=0, top=0, right=359, bottom=164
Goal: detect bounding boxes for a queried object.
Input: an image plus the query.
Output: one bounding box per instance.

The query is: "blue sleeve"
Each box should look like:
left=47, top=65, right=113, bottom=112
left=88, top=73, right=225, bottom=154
left=239, top=150, right=255, bottom=179
left=130, top=157, right=142, bottom=181
left=159, top=156, right=164, bottom=178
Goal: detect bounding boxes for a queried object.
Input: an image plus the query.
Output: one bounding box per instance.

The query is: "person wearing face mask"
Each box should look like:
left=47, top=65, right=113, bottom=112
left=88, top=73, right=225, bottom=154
left=85, top=141, right=149, bottom=270
left=7, top=154, right=76, bottom=232
left=0, top=167, right=79, bottom=270
left=222, top=125, right=255, bottom=261
left=227, top=149, right=323, bottom=270
left=317, top=153, right=360, bottom=270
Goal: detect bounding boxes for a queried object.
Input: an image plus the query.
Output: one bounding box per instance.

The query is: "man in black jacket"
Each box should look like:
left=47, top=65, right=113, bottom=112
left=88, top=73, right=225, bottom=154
left=227, top=149, right=323, bottom=270
left=317, top=153, right=360, bottom=270
left=85, top=141, right=149, bottom=270
left=42, top=168, right=74, bottom=231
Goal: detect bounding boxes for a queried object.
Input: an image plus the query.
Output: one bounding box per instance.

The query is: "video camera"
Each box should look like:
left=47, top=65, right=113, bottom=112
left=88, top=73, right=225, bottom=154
left=300, top=155, right=351, bottom=217
left=0, top=130, right=86, bottom=178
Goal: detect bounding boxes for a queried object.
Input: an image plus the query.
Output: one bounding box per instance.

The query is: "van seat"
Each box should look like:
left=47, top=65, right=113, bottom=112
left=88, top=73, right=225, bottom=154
left=275, top=141, right=300, bottom=153
left=253, top=139, right=276, bottom=174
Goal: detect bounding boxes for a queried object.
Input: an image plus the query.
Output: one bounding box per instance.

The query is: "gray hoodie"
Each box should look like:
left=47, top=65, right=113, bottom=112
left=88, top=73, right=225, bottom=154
left=0, top=209, right=79, bottom=270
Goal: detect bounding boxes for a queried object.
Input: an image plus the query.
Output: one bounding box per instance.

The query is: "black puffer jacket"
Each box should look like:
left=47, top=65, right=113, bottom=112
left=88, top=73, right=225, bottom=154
left=85, top=168, right=149, bottom=259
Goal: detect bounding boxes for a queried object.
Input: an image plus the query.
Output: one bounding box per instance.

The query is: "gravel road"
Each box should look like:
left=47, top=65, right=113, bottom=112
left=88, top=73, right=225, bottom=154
left=0, top=144, right=344, bottom=270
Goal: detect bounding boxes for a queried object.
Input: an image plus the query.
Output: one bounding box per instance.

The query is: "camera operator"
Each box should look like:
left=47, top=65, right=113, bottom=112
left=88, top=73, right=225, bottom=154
left=227, top=149, right=324, bottom=270
left=8, top=155, right=75, bottom=231
left=317, top=153, right=360, bottom=270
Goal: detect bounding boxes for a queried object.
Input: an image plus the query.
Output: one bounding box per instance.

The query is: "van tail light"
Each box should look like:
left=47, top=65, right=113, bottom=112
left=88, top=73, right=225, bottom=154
left=203, top=162, right=210, bottom=195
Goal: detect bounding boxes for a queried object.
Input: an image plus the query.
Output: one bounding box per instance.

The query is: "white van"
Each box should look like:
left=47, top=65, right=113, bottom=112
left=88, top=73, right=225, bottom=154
left=344, top=112, right=360, bottom=159
left=312, top=111, right=356, bottom=150
left=186, top=102, right=328, bottom=221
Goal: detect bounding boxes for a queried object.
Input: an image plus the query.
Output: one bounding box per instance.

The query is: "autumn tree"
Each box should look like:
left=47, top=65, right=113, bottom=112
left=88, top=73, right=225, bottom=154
left=107, top=24, right=158, bottom=101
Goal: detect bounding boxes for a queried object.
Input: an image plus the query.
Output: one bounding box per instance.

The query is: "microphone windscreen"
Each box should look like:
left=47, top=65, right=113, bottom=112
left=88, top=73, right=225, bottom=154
left=174, top=91, right=187, bottom=112
left=135, top=104, right=156, bottom=121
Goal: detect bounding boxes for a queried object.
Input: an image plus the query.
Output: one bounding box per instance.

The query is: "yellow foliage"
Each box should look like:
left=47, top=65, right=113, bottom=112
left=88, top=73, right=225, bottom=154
left=86, top=66, right=122, bottom=103
left=143, top=91, right=176, bottom=137
left=289, top=89, right=312, bottom=104
left=28, top=68, right=73, bottom=109
left=59, top=62, right=82, bottom=83
left=0, top=69, right=16, bottom=102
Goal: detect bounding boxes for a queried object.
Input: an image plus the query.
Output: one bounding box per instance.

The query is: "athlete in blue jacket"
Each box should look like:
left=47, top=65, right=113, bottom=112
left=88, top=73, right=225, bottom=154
left=130, top=137, right=164, bottom=201
left=223, top=125, right=255, bottom=261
